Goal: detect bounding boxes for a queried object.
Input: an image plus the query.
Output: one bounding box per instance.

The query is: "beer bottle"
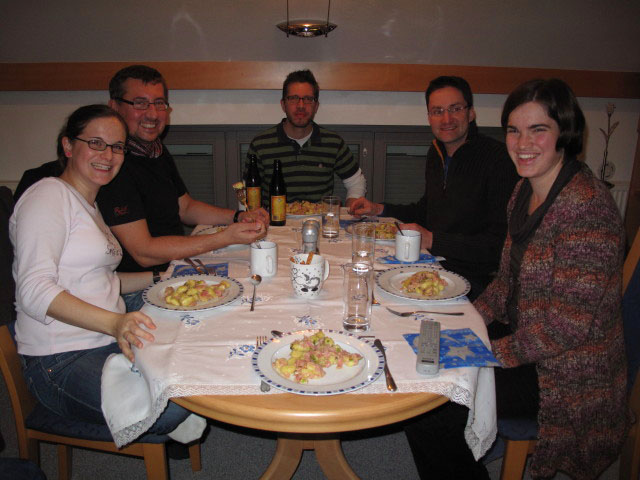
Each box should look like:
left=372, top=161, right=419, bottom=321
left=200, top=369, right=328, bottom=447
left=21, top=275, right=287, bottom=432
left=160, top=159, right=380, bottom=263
left=269, top=159, right=286, bottom=226
left=245, top=154, right=261, bottom=211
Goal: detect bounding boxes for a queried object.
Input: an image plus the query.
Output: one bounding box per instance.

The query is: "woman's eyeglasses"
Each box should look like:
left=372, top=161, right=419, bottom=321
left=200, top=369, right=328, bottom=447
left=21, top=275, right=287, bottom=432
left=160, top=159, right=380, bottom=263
left=73, top=137, right=127, bottom=155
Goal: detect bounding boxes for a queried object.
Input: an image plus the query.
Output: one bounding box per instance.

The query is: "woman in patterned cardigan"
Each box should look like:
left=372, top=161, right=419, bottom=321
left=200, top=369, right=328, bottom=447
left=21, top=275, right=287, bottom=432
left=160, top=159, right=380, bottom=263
left=475, top=79, right=629, bottom=479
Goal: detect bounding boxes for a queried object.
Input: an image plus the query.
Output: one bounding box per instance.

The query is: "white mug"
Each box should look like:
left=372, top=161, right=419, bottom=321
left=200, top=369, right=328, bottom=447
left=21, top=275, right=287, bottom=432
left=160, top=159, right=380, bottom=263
left=251, top=241, right=278, bottom=278
left=290, top=254, right=330, bottom=298
left=395, top=230, right=421, bottom=262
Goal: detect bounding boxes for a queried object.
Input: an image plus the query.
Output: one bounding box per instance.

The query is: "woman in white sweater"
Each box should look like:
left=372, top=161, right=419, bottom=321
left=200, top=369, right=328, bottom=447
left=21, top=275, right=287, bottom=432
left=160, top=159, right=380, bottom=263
left=10, top=104, right=189, bottom=432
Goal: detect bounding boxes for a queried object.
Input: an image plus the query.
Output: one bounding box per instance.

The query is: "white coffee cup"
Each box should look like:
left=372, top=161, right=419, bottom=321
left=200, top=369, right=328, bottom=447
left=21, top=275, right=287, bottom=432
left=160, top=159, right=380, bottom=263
left=290, top=254, right=330, bottom=298
left=251, top=241, right=278, bottom=278
left=395, top=230, right=421, bottom=262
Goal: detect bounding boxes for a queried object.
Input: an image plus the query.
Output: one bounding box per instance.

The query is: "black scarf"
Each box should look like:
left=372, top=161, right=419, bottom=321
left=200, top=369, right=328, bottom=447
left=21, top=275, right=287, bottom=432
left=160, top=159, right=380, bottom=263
left=509, top=158, right=581, bottom=243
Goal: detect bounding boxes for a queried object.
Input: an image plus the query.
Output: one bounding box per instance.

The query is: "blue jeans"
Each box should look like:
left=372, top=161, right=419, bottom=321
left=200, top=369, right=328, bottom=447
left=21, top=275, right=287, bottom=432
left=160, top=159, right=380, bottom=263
left=122, top=289, right=145, bottom=312
left=21, top=342, right=190, bottom=435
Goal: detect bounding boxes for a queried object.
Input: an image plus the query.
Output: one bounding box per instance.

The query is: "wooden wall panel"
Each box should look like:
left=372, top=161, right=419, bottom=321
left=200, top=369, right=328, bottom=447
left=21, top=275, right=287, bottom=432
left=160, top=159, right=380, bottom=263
left=1, top=61, right=639, bottom=98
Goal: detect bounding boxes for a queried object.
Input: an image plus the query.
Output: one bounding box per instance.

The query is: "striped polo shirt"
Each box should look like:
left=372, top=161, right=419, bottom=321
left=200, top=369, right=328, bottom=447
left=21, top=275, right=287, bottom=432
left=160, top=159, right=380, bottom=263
left=247, top=120, right=359, bottom=204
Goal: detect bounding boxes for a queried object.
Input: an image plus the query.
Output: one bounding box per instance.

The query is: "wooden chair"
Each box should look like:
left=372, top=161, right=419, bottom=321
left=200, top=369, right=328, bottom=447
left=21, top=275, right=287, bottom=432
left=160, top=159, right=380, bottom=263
left=499, top=228, right=640, bottom=480
left=0, top=324, right=202, bottom=479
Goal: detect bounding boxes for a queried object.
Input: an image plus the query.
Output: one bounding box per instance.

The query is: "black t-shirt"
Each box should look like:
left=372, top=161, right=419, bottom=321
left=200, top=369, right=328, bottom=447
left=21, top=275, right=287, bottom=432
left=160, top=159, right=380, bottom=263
left=97, top=148, right=187, bottom=272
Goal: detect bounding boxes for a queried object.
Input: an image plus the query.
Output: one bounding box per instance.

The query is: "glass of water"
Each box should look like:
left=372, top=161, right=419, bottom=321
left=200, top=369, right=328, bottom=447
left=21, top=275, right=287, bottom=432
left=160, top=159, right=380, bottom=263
left=351, top=222, right=376, bottom=265
left=342, top=262, right=373, bottom=332
left=321, top=195, right=340, bottom=238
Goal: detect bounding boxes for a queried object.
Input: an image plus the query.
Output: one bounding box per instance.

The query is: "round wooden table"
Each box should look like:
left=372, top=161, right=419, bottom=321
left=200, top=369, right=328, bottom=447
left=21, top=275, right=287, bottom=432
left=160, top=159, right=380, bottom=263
left=174, top=391, right=448, bottom=479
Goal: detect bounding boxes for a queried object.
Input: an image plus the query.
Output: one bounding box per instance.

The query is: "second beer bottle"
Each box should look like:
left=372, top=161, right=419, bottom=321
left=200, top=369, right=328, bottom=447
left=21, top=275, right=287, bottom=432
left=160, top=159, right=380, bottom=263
left=269, top=159, right=286, bottom=226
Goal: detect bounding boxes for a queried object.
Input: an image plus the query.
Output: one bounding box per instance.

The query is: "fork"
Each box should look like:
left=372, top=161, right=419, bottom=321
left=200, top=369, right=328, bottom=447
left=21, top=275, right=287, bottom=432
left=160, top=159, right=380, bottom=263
left=385, top=306, right=464, bottom=317
left=256, top=336, right=270, bottom=392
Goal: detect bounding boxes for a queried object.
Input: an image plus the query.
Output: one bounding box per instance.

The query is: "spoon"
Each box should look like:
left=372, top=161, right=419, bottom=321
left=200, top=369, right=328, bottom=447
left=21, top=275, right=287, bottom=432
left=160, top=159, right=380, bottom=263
left=271, top=330, right=284, bottom=338
left=249, top=274, right=262, bottom=311
left=394, top=221, right=404, bottom=236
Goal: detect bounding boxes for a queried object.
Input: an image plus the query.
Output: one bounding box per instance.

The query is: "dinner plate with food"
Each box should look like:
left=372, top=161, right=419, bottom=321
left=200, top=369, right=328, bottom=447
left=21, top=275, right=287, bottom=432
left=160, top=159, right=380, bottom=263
left=252, top=330, right=384, bottom=395
left=194, top=225, right=249, bottom=253
left=142, top=274, right=243, bottom=312
left=345, top=221, right=398, bottom=245
left=286, top=201, right=324, bottom=218
left=376, top=266, right=470, bottom=302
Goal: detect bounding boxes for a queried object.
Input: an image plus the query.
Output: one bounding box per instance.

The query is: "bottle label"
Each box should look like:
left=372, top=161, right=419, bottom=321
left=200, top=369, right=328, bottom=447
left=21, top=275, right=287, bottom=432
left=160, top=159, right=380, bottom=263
left=271, top=195, right=286, bottom=221
left=247, top=187, right=261, bottom=210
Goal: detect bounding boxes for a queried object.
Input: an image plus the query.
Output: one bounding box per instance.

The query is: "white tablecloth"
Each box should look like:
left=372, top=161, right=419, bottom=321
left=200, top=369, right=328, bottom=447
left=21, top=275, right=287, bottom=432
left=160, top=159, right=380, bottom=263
left=102, top=216, right=497, bottom=458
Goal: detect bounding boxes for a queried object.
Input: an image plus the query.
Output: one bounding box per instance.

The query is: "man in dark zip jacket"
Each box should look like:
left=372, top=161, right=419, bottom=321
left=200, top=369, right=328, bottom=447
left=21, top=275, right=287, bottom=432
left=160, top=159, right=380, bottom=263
left=350, top=76, right=519, bottom=300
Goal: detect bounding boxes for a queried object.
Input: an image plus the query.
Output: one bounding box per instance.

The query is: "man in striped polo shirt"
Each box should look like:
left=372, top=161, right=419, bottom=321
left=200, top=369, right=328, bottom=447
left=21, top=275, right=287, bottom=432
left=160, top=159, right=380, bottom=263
left=247, top=69, right=366, bottom=209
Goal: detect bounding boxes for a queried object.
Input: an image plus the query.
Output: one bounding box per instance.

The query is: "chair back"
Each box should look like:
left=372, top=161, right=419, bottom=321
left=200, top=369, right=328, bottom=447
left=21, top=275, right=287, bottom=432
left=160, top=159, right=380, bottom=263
left=623, top=227, right=640, bottom=392
left=623, top=227, right=640, bottom=294
left=0, top=186, right=16, bottom=326
left=0, top=324, right=37, bottom=433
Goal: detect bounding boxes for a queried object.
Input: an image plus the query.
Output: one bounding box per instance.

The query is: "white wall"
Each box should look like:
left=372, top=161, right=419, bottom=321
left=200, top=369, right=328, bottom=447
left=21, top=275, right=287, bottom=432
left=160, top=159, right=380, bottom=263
left=1, top=90, right=638, bottom=190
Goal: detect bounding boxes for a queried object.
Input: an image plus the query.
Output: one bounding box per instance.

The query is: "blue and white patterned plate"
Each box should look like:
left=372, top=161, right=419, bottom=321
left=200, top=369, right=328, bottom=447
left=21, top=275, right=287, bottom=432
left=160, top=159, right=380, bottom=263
left=142, top=274, right=243, bottom=312
left=376, top=266, right=470, bottom=302
left=252, top=329, right=384, bottom=396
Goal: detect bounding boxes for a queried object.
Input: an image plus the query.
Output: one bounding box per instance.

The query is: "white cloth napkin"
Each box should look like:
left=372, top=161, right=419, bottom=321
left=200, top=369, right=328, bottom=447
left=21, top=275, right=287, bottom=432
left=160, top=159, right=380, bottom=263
left=101, top=352, right=206, bottom=448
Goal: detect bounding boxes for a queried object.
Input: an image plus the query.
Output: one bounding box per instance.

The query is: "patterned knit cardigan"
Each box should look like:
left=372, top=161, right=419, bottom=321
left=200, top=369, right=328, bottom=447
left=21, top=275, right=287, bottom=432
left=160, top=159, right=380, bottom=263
left=474, top=164, right=629, bottom=479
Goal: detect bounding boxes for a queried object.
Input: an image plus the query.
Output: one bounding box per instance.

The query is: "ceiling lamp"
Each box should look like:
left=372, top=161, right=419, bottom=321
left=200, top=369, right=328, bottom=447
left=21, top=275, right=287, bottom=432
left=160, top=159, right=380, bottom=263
left=277, top=0, right=337, bottom=38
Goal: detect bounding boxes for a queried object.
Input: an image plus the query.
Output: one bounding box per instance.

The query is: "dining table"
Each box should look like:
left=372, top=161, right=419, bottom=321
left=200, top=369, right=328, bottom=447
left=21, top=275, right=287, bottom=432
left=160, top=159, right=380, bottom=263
left=101, top=210, right=497, bottom=479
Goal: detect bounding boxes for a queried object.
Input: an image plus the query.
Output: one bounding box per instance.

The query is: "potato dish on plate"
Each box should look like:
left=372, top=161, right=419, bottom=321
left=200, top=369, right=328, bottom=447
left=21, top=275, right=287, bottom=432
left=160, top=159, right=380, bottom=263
left=401, top=270, right=446, bottom=297
left=272, top=331, right=363, bottom=384
left=164, top=279, right=231, bottom=307
left=287, top=201, right=323, bottom=215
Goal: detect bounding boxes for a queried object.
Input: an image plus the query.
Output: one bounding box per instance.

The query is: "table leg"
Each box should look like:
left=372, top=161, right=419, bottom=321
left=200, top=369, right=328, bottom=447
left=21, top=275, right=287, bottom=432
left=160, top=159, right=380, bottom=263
left=261, top=434, right=359, bottom=480
left=260, top=435, right=304, bottom=479
left=314, top=435, right=359, bottom=480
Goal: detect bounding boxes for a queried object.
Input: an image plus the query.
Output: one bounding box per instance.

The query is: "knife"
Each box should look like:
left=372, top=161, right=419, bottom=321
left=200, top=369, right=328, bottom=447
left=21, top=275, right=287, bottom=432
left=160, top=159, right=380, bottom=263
left=373, top=339, right=397, bottom=392
left=184, top=258, right=205, bottom=275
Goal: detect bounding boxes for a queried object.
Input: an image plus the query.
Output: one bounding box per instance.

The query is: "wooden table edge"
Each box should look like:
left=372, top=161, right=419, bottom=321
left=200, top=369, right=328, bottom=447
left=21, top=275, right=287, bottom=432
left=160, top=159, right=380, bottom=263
left=173, top=392, right=449, bottom=433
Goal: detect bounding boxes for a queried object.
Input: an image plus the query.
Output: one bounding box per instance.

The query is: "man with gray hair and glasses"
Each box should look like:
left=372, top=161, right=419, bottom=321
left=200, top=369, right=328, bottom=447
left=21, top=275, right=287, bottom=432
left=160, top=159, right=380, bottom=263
left=350, top=76, right=519, bottom=300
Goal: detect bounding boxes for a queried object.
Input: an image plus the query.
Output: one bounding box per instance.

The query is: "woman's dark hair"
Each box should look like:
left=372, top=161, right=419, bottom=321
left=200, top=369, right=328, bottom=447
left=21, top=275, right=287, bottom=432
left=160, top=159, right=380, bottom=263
left=501, top=78, right=585, bottom=157
left=56, top=104, right=128, bottom=166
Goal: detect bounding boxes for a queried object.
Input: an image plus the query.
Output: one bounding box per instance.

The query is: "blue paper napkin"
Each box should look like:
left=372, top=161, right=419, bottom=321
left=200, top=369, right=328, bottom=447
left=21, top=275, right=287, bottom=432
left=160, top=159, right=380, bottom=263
left=403, top=328, right=500, bottom=369
left=172, top=263, right=229, bottom=277
left=377, top=253, right=438, bottom=264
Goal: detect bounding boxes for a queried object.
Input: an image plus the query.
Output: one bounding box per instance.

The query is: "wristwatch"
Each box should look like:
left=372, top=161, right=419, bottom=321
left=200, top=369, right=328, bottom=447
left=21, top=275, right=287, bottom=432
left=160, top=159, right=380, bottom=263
left=233, top=210, right=241, bottom=223
left=152, top=269, right=161, bottom=284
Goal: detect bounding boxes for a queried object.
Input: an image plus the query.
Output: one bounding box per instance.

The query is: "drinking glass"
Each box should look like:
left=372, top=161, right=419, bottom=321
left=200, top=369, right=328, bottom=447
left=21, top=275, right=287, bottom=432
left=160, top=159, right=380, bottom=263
left=351, top=222, right=376, bottom=265
left=342, top=262, right=373, bottom=332
left=321, top=195, right=340, bottom=238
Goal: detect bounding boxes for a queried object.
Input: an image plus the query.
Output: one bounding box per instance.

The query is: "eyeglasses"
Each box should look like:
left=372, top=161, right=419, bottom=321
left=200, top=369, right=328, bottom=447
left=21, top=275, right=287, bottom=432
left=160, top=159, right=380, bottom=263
left=284, top=95, right=317, bottom=105
left=428, top=105, right=469, bottom=117
left=114, top=97, right=170, bottom=111
left=73, top=137, right=127, bottom=155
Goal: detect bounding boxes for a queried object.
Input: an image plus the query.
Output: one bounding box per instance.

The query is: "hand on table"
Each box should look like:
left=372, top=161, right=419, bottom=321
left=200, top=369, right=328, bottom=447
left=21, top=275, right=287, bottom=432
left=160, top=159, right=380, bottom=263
left=399, top=223, right=433, bottom=250
left=239, top=208, right=269, bottom=229
left=348, top=197, right=384, bottom=217
left=115, top=311, right=156, bottom=363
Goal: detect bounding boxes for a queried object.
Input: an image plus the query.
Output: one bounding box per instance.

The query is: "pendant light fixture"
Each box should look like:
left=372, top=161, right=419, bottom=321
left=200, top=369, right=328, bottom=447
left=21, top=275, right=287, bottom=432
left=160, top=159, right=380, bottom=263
left=276, top=0, right=337, bottom=38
